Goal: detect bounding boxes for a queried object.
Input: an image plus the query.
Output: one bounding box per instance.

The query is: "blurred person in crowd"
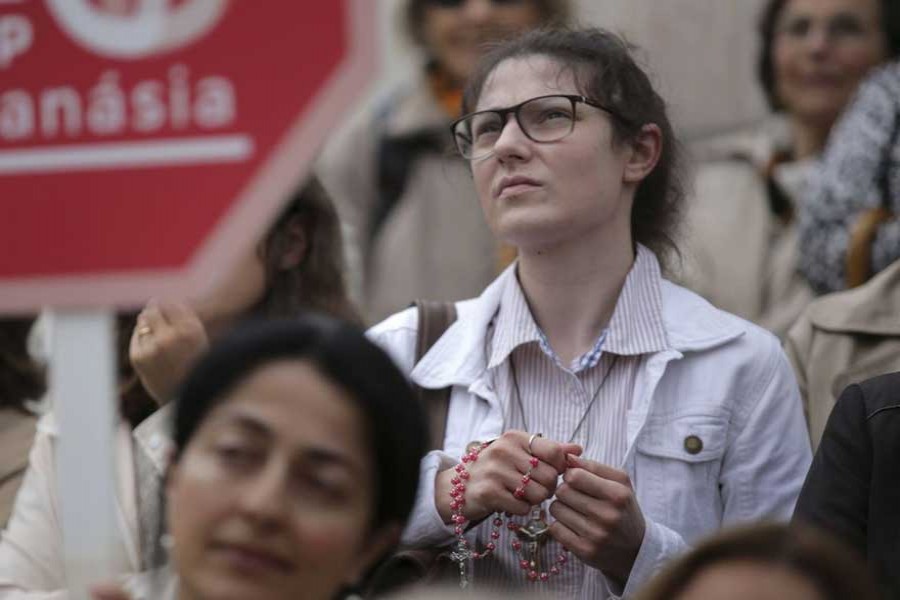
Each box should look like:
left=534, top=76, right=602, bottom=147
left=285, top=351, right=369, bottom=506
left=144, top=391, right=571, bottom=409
left=92, top=317, right=427, bottom=600
left=0, top=318, right=44, bottom=527
left=798, top=59, right=900, bottom=294
left=633, top=523, right=879, bottom=600
left=785, top=61, right=900, bottom=448
left=679, top=0, right=900, bottom=338
left=794, top=372, right=900, bottom=598
left=0, top=176, right=358, bottom=597
left=317, top=0, right=571, bottom=323
left=369, top=28, right=811, bottom=598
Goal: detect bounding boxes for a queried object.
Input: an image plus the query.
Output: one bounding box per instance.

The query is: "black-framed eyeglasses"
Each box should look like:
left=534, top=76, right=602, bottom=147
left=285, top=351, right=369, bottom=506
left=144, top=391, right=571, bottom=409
left=450, top=94, right=622, bottom=160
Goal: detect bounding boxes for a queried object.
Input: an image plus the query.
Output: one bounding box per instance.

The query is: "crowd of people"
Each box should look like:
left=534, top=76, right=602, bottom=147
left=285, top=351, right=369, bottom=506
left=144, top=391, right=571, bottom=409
left=1, top=0, right=899, bottom=599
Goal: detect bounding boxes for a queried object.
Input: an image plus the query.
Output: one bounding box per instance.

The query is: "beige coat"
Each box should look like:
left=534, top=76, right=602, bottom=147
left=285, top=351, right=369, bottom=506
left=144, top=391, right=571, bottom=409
left=679, top=120, right=815, bottom=339
left=785, top=258, right=900, bottom=451
left=316, top=75, right=497, bottom=324
left=0, top=408, right=37, bottom=528
left=0, top=407, right=171, bottom=598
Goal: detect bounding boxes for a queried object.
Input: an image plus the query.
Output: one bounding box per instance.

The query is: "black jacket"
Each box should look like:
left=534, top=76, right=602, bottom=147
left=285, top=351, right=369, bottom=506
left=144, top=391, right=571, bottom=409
left=794, top=371, right=900, bottom=598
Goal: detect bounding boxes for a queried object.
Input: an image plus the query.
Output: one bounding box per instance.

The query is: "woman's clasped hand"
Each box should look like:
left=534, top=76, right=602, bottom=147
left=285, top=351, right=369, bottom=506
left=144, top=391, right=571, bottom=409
left=551, top=454, right=646, bottom=583
left=130, top=299, right=210, bottom=404
left=438, top=431, right=646, bottom=583
left=437, top=432, right=582, bottom=523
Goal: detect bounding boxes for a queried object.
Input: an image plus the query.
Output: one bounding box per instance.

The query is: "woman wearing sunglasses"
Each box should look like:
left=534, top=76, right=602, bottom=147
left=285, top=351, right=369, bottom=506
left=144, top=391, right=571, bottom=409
left=318, top=0, right=570, bottom=323
left=370, top=28, right=812, bottom=598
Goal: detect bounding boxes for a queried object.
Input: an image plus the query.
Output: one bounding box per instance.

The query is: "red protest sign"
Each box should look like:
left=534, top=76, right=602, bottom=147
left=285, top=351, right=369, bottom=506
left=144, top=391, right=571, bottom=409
left=0, top=0, right=375, bottom=312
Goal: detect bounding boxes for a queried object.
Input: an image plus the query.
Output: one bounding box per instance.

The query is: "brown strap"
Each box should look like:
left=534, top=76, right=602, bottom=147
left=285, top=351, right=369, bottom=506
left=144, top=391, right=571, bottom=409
left=846, top=207, right=894, bottom=288
left=412, top=299, right=457, bottom=451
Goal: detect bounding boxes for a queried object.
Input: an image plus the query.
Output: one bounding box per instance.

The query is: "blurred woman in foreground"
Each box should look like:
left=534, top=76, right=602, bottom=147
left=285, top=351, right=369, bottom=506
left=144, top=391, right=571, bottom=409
left=97, top=317, right=427, bottom=600
left=0, top=176, right=358, bottom=597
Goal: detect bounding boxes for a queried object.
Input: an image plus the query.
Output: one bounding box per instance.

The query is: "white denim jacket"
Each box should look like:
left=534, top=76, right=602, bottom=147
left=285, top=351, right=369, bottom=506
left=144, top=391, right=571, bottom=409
left=368, top=263, right=812, bottom=598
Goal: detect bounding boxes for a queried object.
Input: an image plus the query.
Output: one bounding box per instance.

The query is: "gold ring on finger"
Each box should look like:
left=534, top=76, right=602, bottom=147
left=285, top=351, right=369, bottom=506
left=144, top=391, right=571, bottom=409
left=527, top=432, right=543, bottom=456
left=136, top=326, right=153, bottom=337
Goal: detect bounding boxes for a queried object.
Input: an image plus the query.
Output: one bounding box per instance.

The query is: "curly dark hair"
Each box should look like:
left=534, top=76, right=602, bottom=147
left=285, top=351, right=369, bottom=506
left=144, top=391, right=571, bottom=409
left=461, top=27, right=686, bottom=266
left=757, top=0, right=900, bottom=110
left=119, top=175, right=358, bottom=426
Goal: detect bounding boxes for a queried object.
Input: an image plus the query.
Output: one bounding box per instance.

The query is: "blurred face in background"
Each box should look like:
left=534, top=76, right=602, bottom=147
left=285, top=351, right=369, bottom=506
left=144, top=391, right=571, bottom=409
left=773, top=0, right=886, bottom=131
left=166, top=359, right=387, bottom=600
left=421, top=0, right=544, bottom=83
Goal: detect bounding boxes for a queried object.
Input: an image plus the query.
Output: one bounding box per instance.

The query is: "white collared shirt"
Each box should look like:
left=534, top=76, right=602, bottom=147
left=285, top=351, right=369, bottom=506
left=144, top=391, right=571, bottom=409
left=467, top=247, right=670, bottom=596
left=369, top=245, right=812, bottom=599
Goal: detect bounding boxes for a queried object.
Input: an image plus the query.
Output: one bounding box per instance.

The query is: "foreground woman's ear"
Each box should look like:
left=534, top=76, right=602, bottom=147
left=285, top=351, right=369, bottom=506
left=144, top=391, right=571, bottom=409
left=622, top=123, right=663, bottom=184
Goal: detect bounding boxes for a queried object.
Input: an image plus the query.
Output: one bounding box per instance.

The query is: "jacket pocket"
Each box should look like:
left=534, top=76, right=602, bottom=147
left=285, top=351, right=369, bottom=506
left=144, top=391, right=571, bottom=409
left=633, top=413, right=728, bottom=540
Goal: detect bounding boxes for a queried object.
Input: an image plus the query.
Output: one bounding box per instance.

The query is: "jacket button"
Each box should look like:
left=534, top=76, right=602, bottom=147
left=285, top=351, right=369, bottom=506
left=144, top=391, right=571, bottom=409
left=684, top=435, right=703, bottom=455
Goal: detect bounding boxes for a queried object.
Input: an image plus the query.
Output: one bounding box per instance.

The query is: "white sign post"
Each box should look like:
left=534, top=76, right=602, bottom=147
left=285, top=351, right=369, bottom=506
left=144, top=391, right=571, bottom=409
left=49, top=311, right=118, bottom=600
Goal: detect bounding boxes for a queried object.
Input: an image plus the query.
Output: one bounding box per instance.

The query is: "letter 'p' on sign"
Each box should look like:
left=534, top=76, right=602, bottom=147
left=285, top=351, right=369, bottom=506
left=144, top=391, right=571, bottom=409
left=0, top=0, right=376, bottom=313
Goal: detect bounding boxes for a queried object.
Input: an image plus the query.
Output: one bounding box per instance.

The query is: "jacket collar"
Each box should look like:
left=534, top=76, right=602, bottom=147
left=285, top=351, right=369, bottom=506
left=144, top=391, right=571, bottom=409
left=133, top=403, right=174, bottom=474
left=807, top=259, right=900, bottom=335
left=411, top=247, right=745, bottom=390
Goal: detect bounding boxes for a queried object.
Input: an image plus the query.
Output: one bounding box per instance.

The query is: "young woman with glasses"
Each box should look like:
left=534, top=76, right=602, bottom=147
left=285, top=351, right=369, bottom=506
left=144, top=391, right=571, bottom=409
left=369, top=28, right=812, bottom=598
left=317, top=0, right=571, bottom=323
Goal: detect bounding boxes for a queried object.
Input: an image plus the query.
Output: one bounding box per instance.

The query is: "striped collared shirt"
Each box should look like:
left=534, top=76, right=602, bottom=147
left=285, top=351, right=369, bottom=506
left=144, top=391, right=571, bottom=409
left=470, top=246, right=669, bottom=598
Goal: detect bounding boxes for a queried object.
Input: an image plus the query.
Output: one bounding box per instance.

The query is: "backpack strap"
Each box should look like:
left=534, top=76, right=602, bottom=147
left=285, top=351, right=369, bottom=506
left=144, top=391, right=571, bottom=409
left=412, top=299, right=457, bottom=452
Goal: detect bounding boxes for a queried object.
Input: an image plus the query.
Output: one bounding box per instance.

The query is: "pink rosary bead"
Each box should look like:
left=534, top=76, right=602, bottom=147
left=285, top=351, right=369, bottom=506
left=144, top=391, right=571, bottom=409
left=450, top=441, right=503, bottom=567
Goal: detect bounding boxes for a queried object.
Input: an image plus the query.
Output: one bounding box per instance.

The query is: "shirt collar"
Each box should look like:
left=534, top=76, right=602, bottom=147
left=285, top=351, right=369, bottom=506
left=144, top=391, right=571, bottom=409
left=605, top=245, right=669, bottom=355
left=408, top=247, right=743, bottom=392
left=486, top=245, right=667, bottom=371
left=487, top=273, right=545, bottom=370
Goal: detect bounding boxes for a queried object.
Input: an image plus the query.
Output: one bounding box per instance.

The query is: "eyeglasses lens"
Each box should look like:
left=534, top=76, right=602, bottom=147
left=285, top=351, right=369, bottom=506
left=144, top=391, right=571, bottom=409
left=519, top=96, right=576, bottom=142
left=454, top=96, right=576, bottom=159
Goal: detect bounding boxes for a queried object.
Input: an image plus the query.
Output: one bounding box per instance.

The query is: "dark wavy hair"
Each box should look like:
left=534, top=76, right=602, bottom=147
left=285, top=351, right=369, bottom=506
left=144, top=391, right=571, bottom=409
left=118, top=175, right=358, bottom=426
left=461, top=27, right=686, bottom=266
left=635, top=523, right=880, bottom=600
left=404, top=0, right=572, bottom=50
left=757, top=0, right=900, bottom=110
left=172, top=316, right=427, bottom=533
left=0, top=317, right=44, bottom=411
